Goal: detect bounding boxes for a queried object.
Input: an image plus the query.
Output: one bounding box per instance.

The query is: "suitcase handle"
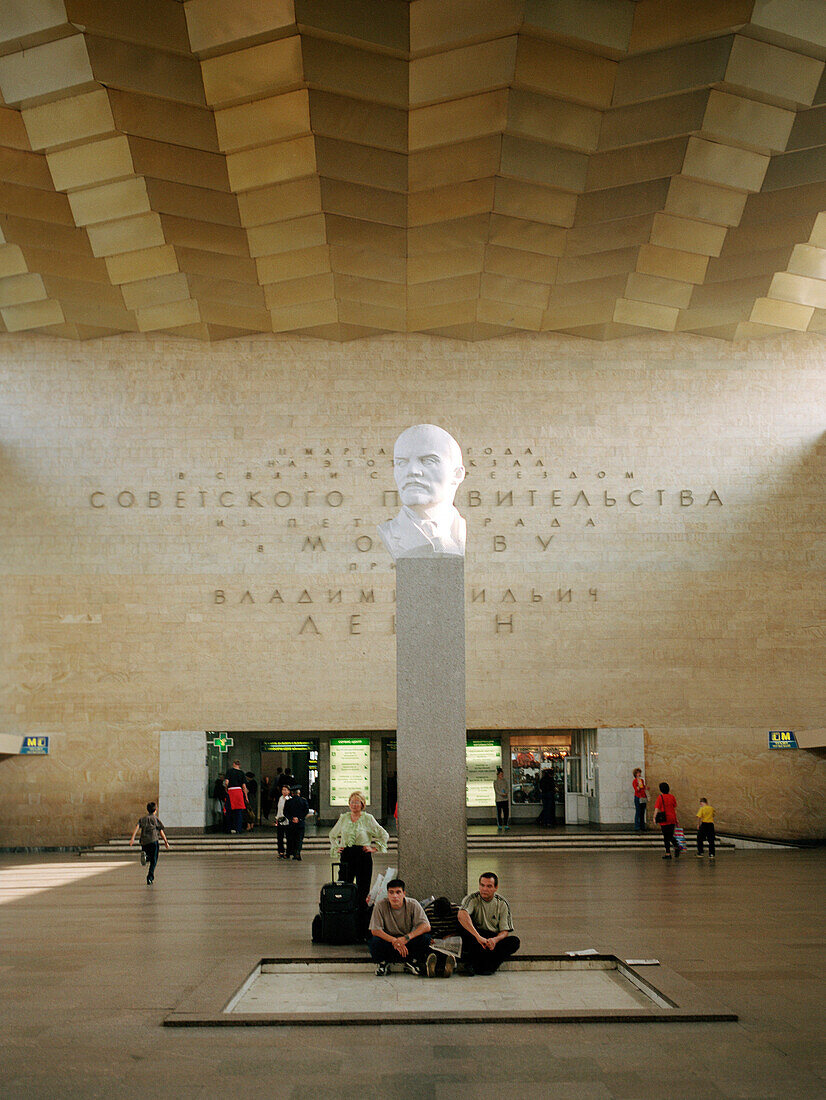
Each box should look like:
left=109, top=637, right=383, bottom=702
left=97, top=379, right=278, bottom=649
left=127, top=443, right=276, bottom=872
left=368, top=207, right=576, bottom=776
left=332, top=861, right=341, bottom=881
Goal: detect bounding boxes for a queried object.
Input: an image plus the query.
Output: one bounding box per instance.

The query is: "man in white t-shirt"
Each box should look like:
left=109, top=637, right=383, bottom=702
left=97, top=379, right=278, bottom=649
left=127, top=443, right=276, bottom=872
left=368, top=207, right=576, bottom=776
left=369, top=879, right=452, bottom=978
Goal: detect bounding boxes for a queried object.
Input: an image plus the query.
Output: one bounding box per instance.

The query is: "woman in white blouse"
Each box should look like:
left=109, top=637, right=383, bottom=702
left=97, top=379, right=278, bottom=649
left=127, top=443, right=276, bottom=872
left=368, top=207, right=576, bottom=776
left=329, top=790, right=389, bottom=908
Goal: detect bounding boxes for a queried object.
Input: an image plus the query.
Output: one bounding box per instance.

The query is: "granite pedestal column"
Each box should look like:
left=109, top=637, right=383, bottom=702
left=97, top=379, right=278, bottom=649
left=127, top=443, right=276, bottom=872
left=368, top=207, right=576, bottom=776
left=395, top=555, right=467, bottom=902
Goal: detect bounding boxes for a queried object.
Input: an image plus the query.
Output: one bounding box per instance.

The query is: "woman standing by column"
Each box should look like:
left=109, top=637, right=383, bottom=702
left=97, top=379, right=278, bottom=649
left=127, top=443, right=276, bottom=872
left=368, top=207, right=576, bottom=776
left=632, top=768, right=648, bottom=831
left=329, top=791, right=389, bottom=908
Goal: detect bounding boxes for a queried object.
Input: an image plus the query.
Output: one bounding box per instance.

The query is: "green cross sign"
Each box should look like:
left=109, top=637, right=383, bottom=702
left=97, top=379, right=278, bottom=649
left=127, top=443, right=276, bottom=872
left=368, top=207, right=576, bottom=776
left=210, top=734, right=234, bottom=753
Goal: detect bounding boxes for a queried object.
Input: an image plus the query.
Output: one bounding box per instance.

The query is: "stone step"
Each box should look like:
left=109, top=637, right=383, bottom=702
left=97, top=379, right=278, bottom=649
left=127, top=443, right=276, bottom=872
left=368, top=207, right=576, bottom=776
left=84, top=831, right=734, bottom=856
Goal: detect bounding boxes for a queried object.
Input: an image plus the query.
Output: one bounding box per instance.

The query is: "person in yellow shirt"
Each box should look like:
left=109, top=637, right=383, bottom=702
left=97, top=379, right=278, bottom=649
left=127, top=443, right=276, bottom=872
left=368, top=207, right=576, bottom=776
left=696, top=797, right=716, bottom=859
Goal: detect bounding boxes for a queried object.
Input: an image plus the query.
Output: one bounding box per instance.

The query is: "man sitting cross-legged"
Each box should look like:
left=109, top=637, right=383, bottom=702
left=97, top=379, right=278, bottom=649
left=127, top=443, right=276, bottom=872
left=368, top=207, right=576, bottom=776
left=369, top=878, right=451, bottom=977
left=458, top=871, right=520, bottom=975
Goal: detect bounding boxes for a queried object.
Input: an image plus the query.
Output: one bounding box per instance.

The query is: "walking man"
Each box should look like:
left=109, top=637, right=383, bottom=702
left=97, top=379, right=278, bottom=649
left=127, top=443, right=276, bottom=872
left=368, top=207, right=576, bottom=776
left=458, top=871, right=520, bottom=975
left=285, top=785, right=309, bottom=860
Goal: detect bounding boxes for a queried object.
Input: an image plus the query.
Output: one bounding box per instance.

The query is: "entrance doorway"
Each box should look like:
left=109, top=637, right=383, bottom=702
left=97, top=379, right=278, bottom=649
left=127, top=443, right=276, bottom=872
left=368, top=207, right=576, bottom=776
left=205, top=733, right=320, bottom=828
left=260, top=738, right=320, bottom=812
left=509, top=731, right=595, bottom=825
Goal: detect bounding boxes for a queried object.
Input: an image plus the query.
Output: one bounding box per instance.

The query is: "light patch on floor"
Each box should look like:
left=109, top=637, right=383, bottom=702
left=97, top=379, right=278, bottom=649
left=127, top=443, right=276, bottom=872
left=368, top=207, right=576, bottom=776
left=0, top=861, right=127, bottom=904
left=229, top=961, right=655, bottom=1017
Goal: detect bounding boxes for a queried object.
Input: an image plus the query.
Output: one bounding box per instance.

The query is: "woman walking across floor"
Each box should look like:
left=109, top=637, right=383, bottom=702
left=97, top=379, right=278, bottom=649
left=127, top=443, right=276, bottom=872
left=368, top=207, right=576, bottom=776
left=129, top=801, right=170, bottom=885
left=653, top=782, right=680, bottom=859
left=329, top=791, right=389, bottom=908
left=632, top=767, right=648, bottom=831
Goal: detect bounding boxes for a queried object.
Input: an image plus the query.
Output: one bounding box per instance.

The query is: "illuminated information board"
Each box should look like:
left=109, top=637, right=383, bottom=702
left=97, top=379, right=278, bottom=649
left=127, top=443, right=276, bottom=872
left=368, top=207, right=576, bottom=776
left=466, top=740, right=501, bottom=807
left=330, top=737, right=371, bottom=805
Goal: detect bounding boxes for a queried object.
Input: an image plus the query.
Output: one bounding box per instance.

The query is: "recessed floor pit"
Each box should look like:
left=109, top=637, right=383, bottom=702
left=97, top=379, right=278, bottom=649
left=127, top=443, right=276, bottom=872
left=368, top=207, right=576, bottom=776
left=165, top=955, right=738, bottom=1027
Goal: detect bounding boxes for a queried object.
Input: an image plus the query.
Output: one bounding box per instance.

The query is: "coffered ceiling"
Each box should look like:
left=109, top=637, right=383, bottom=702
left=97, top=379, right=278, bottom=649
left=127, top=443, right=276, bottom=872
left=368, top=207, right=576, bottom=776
left=0, top=0, right=824, bottom=343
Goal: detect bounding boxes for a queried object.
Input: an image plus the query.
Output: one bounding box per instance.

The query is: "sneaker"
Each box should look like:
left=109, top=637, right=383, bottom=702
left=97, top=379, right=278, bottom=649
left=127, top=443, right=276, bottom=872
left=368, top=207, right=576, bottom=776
left=426, top=953, right=438, bottom=978
left=696, top=853, right=704, bottom=859
left=140, top=851, right=147, bottom=866
left=662, top=854, right=672, bottom=859
left=709, top=854, right=715, bottom=861
left=404, top=960, right=421, bottom=976
left=375, top=961, right=389, bottom=976
left=442, top=955, right=455, bottom=978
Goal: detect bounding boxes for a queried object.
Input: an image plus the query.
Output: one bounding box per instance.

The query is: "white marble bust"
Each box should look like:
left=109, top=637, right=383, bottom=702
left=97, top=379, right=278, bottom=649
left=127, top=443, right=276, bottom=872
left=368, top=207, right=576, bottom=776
left=378, top=423, right=466, bottom=560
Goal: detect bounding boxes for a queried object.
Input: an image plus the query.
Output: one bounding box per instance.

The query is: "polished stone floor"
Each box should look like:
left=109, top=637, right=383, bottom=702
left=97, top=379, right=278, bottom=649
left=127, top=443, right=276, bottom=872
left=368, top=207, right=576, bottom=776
left=1, top=847, right=824, bottom=1099
left=230, top=962, right=653, bottom=1017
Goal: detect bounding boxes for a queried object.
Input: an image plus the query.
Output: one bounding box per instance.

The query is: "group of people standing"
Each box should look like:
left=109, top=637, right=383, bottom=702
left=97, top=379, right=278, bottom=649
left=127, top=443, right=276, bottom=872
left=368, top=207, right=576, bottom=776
left=632, top=769, right=717, bottom=860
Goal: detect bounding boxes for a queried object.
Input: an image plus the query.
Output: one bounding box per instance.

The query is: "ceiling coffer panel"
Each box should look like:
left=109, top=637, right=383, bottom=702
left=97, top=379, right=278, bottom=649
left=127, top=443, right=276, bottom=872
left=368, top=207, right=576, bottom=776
left=0, top=0, right=821, bottom=341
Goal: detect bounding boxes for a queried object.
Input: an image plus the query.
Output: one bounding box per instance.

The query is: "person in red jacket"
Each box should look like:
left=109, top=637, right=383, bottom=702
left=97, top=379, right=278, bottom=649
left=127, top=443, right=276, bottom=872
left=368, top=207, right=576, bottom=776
left=654, top=782, right=680, bottom=859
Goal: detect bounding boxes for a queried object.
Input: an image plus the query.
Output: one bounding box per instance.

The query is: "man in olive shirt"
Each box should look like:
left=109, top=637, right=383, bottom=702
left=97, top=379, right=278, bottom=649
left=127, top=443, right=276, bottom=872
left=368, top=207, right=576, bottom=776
left=369, top=879, right=450, bottom=977
left=458, top=871, right=520, bottom=975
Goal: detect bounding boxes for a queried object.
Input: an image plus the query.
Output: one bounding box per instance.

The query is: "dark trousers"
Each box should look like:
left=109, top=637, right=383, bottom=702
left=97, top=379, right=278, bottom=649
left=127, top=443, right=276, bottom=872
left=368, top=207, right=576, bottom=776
left=369, top=932, right=432, bottom=967
left=276, top=823, right=288, bottom=856
left=460, top=927, right=520, bottom=973
left=634, top=797, right=647, bottom=830
left=141, top=841, right=159, bottom=882
left=340, top=845, right=373, bottom=907
left=287, top=821, right=305, bottom=857
left=231, top=808, right=245, bottom=834
left=495, top=800, right=509, bottom=827
left=697, top=822, right=716, bottom=855
left=660, top=823, right=679, bottom=855
left=540, top=792, right=555, bottom=826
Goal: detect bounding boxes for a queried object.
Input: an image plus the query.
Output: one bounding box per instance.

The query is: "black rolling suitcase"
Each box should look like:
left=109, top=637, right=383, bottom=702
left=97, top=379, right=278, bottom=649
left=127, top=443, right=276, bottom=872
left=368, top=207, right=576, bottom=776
left=311, top=863, right=361, bottom=944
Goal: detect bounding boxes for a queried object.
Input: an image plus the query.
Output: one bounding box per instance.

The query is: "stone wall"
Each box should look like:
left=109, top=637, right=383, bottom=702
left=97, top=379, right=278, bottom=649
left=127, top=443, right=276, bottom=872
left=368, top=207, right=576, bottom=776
left=0, top=330, right=824, bottom=845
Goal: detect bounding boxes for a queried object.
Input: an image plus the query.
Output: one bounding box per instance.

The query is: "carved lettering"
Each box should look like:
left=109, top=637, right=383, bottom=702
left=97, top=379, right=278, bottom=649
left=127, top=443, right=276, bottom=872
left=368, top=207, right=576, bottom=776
left=360, top=590, right=375, bottom=603
left=298, top=590, right=312, bottom=604
left=214, top=590, right=225, bottom=604
left=471, top=588, right=486, bottom=603
left=298, top=616, right=320, bottom=636
left=706, top=490, right=722, bottom=506
left=502, top=589, right=516, bottom=603
left=275, top=491, right=292, bottom=507
left=468, top=490, right=481, bottom=507
left=558, top=589, right=572, bottom=602
left=326, top=491, right=344, bottom=507
left=328, top=590, right=342, bottom=603
left=536, top=535, right=553, bottom=550
left=349, top=614, right=361, bottom=635
left=496, top=491, right=513, bottom=506
left=90, top=492, right=105, bottom=508
left=117, top=491, right=135, bottom=508
left=248, top=491, right=263, bottom=507
left=493, top=535, right=507, bottom=552
left=355, top=536, right=373, bottom=552
left=218, top=491, right=234, bottom=507
left=303, top=536, right=325, bottom=551
left=680, top=490, right=694, bottom=506
left=628, top=490, right=643, bottom=506
left=573, top=491, right=590, bottom=507
left=495, top=614, right=514, bottom=633
left=148, top=491, right=161, bottom=508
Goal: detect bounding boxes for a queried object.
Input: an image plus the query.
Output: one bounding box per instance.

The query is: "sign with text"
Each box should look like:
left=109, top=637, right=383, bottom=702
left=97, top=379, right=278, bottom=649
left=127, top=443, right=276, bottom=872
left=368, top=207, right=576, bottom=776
left=19, top=736, right=50, bottom=755
left=768, top=731, right=798, bottom=749
left=466, top=740, right=502, bottom=807
left=260, top=740, right=317, bottom=752
left=330, top=737, right=371, bottom=806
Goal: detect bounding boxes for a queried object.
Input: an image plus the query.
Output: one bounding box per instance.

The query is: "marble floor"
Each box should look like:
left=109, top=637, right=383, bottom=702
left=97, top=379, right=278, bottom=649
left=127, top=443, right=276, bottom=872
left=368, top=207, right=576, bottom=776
left=230, top=962, right=653, bottom=1017
left=1, top=846, right=824, bottom=1099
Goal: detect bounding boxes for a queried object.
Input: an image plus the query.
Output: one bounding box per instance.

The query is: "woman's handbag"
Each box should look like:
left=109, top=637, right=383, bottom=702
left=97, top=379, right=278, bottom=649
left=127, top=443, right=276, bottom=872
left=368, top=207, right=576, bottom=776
left=654, top=800, right=666, bottom=824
